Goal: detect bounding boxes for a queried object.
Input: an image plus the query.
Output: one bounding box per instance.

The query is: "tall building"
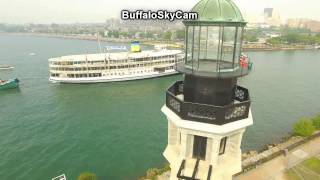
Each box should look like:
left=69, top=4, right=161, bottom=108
left=287, top=18, right=320, bottom=32
left=264, top=8, right=281, bottom=27
left=161, top=0, right=253, bottom=179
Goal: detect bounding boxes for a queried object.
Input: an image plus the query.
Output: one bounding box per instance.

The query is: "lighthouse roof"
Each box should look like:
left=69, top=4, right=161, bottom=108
left=185, top=0, right=246, bottom=25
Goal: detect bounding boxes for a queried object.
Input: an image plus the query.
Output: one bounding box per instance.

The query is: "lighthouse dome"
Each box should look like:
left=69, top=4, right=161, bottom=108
left=190, top=0, right=245, bottom=23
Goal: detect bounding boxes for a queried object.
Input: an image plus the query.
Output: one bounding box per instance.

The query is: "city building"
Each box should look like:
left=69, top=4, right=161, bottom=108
left=287, top=18, right=320, bottom=32
left=264, top=8, right=281, bottom=27
left=161, top=0, right=253, bottom=179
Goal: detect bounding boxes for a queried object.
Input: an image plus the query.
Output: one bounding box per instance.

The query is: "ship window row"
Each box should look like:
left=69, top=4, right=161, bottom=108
left=50, top=55, right=177, bottom=65
left=50, top=61, right=176, bottom=71
left=51, top=73, right=60, bottom=77
left=131, top=55, right=176, bottom=61
left=64, top=66, right=174, bottom=78
left=67, top=73, right=102, bottom=78
left=50, top=61, right=106, bottom=65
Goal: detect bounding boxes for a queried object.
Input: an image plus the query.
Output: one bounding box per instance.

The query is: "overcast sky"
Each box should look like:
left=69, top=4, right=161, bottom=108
left=0, top=0, right=319, bottom=24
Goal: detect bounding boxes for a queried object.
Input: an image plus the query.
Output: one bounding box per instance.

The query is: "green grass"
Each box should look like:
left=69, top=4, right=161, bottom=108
left=285, top=157, right=320, bottom=180
left=302, top=157, right=320, bottom=173
left=285, top=169, right=300, bottom=180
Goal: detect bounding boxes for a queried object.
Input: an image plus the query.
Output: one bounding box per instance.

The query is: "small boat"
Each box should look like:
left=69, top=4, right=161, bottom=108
left=29, top=53, right=36, bottom=56
left=0, top=65, right=14, bottom=70
left=52, top=174, right=66, bottom=180
left=0, top=78, right=19, bottom=90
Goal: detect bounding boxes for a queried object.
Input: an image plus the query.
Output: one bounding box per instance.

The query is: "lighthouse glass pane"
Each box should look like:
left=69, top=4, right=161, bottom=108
left=192, top=26, right=200, bottom=70
left=234, top=27, right=244, bottom=67
left=199, top=26, right=208, bottom=60
left=198, top=26, right=220, bottom=72
left=207, top=26, right=220, bottom=61
left=221, top=27, right=236, bottom=70
left=186, top=26, right=194, bottom=68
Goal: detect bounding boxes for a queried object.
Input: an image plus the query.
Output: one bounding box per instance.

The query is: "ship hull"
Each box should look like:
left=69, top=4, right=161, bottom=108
left=0, top=79, right=19, bottom=90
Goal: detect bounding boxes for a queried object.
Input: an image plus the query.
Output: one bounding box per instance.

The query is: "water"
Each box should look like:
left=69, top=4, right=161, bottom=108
left=1, top=34, right=320, bottom=180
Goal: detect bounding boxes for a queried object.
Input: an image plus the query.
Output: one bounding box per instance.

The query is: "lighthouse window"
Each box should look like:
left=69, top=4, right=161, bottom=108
left=206, top=26, right=220, bottom=61
left=221, top=27, right=237, bottom=65
left=235, top=27, right=244, bottom=65
left=219, top=137, right=227, bottom=155
left=186, top=26, right=194, bottom=65
left=199, top=26, right=208, bottom=60
left=192, top=26, right=201, bottom=65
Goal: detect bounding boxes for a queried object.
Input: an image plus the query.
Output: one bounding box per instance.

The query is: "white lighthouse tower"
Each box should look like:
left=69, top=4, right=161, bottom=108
left=162, top=0, right=253, bottom=180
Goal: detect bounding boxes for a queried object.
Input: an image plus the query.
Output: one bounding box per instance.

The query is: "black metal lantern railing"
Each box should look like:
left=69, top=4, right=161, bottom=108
left=166, top=81, right=251, bottom=125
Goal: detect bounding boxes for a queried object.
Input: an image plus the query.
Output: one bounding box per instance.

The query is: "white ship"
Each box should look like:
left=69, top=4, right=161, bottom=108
left=48, top=43, right=184, bottom=83
left=0, top=65, right=14, bottom=70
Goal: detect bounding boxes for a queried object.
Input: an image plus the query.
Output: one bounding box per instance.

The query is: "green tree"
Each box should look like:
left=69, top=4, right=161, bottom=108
left=243, top=34, right=258, bottom=42
left=285, top=33, right=300, bottom=44
left=162, top=31, right=172, bottom=40
left=243, top=29, right=262, bottom=42
left=107, top=30, right=120, bottom=38
left=175, top=30, right=185, bottom=40
left=145, top=31, right=154, bottom=39
left=267, top=33, right=320, bottom=45
left=119, top=31, right=129, bottom=38
left=267, top=37, right=282, bottom=45
left=113, top=30, right=120, bottom=38
left=311, top=114, right=320, bottom=130
left=293, top=118, right=316, bottom=137
left=107, top=31, right=113, bottom=37
left=77, top=172, right=97, bottom=180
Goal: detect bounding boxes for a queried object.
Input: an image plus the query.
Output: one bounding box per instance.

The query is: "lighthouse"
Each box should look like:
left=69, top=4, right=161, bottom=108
left=161, top=0, right=253, bottom=180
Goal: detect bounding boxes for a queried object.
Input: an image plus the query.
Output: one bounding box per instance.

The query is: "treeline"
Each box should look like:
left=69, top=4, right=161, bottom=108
left=0, top=23, right=186, bottom=41
left=243, top=27, right=320, bottom=45
left=0, top=24, right=27, bottom=33
left=267, top=33, right=320, bottom=45
left=103, top=29, right=185, bottom=41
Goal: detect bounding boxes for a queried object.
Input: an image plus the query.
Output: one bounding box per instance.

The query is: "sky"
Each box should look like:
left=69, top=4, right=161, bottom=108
left=0, top=0, right=319, bottom=24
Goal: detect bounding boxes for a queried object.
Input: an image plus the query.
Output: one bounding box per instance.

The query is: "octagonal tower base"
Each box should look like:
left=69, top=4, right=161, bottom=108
left=162, top=105, right=253, bottom=180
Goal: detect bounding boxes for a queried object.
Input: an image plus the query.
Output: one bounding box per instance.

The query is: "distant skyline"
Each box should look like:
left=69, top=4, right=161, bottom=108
left=1, top=0, right=320, bottom=24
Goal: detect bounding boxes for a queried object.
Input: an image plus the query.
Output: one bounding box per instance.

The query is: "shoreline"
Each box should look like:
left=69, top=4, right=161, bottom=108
left=1, top=32, right=318, bottom=52
left=0, top=32, right=184, bottom=49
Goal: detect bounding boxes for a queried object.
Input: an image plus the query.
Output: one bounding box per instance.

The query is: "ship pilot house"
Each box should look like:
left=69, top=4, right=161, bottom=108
left=161, top=0, right=253, bottom=179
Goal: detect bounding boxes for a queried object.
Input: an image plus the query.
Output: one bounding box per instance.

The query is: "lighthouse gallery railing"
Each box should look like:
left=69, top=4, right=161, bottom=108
left=166, top=81, right=251, bottom=125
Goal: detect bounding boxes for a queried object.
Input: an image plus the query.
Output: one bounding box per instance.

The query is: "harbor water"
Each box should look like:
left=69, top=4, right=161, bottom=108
left=1, top=34, right=320, bottom=180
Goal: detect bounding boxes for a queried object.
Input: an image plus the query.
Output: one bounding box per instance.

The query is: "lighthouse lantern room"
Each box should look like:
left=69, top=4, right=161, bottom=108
left=161, top=0, right=253, bottom=180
